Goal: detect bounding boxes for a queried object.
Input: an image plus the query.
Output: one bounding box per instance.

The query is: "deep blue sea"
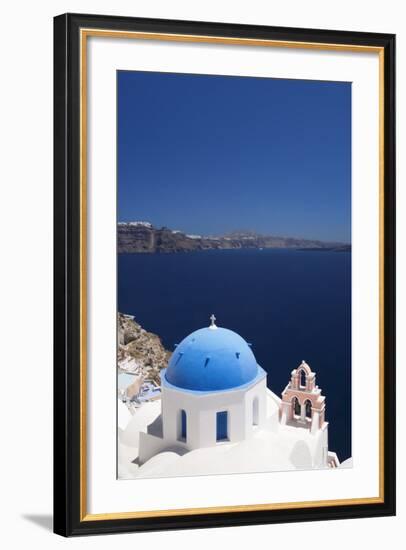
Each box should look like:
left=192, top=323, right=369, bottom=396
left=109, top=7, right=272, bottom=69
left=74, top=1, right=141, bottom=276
left=118, top=249, right=351, bottom=462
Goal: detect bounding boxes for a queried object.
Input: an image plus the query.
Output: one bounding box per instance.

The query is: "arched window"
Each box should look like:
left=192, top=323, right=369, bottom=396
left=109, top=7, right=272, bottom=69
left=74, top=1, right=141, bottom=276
left=178, top=409, right=187, bottom=441
left=253, top=397, right=259, bottom=426
left=305, top=399, right=312, bottom=419
left=292, top=397, right=301, bottom=417
left=300, top=369, right=307, bottom=389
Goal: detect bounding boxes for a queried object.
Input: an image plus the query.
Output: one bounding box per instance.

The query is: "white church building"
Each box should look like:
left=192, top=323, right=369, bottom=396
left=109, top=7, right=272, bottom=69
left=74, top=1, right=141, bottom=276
left=118, top=316, right=344, bottom=479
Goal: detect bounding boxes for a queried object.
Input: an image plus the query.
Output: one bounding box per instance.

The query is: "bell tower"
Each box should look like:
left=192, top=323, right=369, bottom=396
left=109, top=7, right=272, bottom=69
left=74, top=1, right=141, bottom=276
left=279, top=360, right=327, bottom=435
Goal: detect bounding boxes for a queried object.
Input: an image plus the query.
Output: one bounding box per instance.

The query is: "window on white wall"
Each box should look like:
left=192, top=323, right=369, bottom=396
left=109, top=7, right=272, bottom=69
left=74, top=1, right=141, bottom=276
left=179, top=409, right=187, bottom=441
left=216, top=411, right=228, bottom=441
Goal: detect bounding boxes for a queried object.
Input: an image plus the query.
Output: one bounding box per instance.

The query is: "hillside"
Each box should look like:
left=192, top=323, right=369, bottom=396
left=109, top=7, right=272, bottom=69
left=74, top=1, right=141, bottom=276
left=118, top=312, right=171, bottom=384
left=117, top=222, right=350, bottom=253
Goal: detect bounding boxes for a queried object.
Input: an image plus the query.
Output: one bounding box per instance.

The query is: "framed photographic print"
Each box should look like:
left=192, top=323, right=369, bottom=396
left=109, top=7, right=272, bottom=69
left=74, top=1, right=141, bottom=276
left=53, top=13, right=396, bottom=536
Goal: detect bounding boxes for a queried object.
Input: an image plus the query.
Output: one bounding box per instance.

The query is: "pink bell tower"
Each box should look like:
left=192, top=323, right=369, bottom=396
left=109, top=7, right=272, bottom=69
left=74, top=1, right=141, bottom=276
left=279, top=360, right=327, bottom=434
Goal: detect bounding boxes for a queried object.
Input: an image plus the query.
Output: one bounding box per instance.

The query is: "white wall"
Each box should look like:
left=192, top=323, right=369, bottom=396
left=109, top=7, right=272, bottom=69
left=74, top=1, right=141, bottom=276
left=159, top=375, right=266, bottom=452
left=0, top=0, right=403, bottom=548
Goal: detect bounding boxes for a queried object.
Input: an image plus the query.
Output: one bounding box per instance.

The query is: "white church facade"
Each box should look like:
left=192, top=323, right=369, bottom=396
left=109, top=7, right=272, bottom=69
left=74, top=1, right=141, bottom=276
left=123, top=316, right=342, bottom=476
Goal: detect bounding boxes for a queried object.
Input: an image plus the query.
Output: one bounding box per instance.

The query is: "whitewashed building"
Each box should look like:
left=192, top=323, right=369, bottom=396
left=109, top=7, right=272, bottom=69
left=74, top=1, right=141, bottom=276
left=135, top=316, right=340, bottom=472
left=139, top=315, right=267, bottom=463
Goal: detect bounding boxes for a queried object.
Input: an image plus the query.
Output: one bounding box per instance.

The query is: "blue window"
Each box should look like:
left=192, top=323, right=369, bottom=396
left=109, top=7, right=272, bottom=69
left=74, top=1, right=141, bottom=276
left=180, top=409, right=187, bottom=440
left=216, top=411, right=228, bottom=441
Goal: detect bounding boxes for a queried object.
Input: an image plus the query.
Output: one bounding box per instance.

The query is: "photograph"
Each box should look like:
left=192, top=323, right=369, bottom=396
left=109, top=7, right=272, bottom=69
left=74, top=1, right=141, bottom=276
left=116, top=70, right=352, bottom=480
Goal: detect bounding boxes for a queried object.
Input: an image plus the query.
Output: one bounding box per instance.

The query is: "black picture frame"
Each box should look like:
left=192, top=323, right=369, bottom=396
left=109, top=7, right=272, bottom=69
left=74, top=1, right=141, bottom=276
left=54, top=12, right=396, bottom=537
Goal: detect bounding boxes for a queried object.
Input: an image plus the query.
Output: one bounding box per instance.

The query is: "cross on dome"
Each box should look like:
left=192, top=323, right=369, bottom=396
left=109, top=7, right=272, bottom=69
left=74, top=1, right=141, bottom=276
left=209, top=314, right=217, bottom=330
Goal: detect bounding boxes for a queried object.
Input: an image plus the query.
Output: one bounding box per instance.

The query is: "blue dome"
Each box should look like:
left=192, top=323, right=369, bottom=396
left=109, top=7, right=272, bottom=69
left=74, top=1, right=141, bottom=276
left=165, top=326, right=259, bottom=391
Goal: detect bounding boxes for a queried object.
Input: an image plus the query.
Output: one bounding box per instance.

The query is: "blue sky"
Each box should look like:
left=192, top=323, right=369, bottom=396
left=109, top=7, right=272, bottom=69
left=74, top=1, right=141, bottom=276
left=118, top=71, right=351, bottom=242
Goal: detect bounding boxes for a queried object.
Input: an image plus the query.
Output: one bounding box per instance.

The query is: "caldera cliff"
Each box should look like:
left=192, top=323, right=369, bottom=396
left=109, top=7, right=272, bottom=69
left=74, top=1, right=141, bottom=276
left=118, top=222, right=350, bottom=254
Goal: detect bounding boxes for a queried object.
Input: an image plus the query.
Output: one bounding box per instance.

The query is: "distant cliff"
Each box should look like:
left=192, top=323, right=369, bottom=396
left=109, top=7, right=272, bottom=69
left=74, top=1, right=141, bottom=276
left=118, top=222, right=350, bottom=254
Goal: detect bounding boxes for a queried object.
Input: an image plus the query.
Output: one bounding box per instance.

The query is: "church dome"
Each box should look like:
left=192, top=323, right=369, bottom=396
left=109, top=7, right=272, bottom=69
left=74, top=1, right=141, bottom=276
left=165, top=318, right=259, bottom=392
